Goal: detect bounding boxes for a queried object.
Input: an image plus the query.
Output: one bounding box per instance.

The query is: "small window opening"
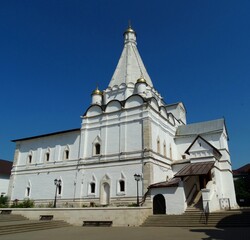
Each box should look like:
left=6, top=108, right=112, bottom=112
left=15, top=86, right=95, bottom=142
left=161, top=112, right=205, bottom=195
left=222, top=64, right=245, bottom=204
left=157, top=139, right=160, bottom=154
left=28, top=155, right=32, bottom=164
left=26, top=187, right=30, bottom=197
left=65, top=150, right=69, bottom=160
left=95, top=143, right=101, bottom=155
left=90, top=182, right=95, bottom=193
left=163, top=143, right=166, bottom=157
left=46, top=152, right=50, bottom=161
left=119, top=180, right=125, bottom=192
left=58, top=184, right=62, bottom=195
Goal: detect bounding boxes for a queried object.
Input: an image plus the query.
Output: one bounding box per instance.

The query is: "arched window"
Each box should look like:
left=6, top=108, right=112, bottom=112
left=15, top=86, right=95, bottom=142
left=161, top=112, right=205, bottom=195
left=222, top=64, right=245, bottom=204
left=157, top=138, right=160, bottom=154
left=26, top=181, right=31, bottom=198
left=27, top=151, right=33, bottom=164
left=64, top=147, right=70, bottom=160
left=90, top=182, right=96, bottom=194
left=95, top=143, right=101, bottom=155
left=58, top=184, right=62, bottom=195
left=169, top=144, right=173, bottom=160
left=46, top=152, right=50, bottom=161
left=26, top=187, right=30, bottom=197
left=93, top=136, right=102, bottom=156
left=119, top=180, right=125, bottom=192
left=163, top=141, right=167, bottom=157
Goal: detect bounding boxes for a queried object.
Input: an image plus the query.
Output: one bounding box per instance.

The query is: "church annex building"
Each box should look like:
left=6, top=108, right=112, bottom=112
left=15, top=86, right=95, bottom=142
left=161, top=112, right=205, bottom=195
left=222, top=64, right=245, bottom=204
left=8, top=26, right=237, bottom=215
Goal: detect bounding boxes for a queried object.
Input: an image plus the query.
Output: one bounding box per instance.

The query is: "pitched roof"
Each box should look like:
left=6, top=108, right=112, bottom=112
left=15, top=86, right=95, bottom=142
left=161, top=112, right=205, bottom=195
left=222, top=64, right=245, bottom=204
left=175, top=162, right=214, bottom=178
left=12, top=128, right=80, bottom=142
left=176, top=118, right=225, bottom=137
left=0, top=159, right=12, bottom=176
left=108, top=26, right=153, bottom=88
left=148, top=178, right=181, bottom=189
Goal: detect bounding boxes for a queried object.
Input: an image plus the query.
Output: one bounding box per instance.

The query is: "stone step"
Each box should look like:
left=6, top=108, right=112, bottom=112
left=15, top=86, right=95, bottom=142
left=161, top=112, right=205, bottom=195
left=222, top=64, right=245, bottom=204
left=0, top=219, right=70, bottom=235
left=0, top=214, right=28, bottom=222
left=141, top=211, right=250, bottom=227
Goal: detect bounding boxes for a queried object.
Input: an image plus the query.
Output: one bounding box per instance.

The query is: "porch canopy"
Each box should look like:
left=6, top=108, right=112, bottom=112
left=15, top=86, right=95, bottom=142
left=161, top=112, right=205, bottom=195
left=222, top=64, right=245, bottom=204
left=175, top=161, right=214, bottom=178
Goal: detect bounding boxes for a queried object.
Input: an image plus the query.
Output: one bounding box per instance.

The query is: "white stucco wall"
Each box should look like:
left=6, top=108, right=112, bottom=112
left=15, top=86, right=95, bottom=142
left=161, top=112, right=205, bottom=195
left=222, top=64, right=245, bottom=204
left=0, top=175, right=9, bottom=196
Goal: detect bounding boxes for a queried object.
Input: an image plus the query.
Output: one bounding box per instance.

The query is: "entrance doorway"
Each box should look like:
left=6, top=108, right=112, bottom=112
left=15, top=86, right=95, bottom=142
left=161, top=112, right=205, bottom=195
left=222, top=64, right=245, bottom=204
left=153, top=194, right=166, bottom=214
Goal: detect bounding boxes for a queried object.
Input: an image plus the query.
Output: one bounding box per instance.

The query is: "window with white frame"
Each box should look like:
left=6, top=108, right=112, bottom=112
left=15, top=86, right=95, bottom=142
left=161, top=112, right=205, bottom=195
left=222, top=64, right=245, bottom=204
left=95, top=143, right=101, bottom=155
left=93, top=136, right=101, bottom=156
left=117, top=173, right=126, bottom=195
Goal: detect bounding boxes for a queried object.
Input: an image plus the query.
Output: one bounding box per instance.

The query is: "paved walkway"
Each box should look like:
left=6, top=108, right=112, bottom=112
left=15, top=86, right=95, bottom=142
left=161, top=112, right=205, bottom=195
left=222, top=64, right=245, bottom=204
left=0, top=226, right=249, bottom=240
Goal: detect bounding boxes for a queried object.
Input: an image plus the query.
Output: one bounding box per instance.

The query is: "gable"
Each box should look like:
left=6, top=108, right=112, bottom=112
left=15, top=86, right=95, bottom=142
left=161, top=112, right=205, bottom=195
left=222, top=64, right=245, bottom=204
left=185, top=135, right=222, bottom=160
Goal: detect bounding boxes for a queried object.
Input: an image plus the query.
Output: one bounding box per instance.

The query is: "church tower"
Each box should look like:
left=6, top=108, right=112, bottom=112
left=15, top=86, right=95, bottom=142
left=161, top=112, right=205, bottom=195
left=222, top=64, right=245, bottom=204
left=81, top=25, right=184, bottom=204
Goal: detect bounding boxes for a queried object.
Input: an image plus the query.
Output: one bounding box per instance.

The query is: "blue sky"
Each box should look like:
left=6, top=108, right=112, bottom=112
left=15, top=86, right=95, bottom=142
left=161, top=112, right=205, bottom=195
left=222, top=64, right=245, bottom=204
left=0, top=0, right=249, bottom=169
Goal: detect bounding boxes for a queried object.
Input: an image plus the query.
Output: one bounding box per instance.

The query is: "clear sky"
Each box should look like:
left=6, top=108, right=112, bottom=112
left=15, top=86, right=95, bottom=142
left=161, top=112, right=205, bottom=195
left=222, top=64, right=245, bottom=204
left=0, top=0, right=249, bottom=169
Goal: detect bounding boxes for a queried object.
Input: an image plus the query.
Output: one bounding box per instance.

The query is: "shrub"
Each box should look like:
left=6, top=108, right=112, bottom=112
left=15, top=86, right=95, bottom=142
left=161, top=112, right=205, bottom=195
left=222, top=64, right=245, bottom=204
left=0, top=196, right=8, bottom=207
left=11, top=198, right=34, bottom=208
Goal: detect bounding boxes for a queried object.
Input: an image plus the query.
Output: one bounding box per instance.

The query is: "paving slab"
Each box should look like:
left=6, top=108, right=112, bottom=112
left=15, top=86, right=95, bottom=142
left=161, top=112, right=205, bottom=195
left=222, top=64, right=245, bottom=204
left=0, top=226, right=249, bottom=240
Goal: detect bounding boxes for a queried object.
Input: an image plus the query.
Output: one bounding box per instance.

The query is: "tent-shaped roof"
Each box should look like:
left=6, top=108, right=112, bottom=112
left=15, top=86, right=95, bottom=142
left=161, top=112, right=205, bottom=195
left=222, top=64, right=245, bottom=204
left=108, top=26, right=153, bottom=88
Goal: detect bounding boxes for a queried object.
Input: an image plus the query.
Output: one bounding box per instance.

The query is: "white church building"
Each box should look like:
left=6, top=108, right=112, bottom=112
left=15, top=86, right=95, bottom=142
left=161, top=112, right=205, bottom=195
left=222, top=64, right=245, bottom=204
left=8, top=26, right=237, bottom=214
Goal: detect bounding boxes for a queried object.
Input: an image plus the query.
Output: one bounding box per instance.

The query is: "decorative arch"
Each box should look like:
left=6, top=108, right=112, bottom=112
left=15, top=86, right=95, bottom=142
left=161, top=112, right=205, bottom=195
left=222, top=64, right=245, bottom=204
left=105, top=100, right=122, bottom=113
left=85, top=105, right=103, bottom=117
left=100, top=174, right=111, bottom=205
left=124, top=95, right=144, bottom=108
left=149, top=97, right=159, bottom=111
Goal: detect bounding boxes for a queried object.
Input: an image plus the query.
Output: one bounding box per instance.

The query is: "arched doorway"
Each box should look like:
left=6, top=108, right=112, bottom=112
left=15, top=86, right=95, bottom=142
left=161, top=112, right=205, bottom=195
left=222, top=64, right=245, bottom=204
left=101, top=182, right=110, bottom=205
left=153, top=194, right=166, bottom=214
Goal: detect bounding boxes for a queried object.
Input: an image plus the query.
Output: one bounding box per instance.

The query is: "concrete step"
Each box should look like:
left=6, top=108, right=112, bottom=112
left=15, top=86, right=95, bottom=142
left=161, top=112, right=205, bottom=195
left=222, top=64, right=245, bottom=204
left=0, top=214, right=28, bottom=222
left=0, top=219, right=70, bottom=235
left=141, top=210, right=250, bottom=227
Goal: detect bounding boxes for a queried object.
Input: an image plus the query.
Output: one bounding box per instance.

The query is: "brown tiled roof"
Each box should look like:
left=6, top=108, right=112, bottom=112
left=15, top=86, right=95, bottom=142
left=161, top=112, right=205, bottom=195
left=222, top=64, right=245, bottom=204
left=0, top=160, right=13, bottom=176
left=148, top=178, right=181, bottom=189
left=175, top=162, right=214, bottom=178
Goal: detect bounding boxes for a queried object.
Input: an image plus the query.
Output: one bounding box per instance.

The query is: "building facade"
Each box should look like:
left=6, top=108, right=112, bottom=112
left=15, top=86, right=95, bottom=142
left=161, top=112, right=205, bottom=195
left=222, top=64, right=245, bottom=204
left=8, top=26, right=238, bottom=213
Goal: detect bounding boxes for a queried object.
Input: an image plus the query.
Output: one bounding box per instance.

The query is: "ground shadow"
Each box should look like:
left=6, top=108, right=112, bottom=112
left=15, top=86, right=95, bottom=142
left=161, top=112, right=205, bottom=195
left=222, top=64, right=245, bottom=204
left=190, top=211, right=250, bottom=240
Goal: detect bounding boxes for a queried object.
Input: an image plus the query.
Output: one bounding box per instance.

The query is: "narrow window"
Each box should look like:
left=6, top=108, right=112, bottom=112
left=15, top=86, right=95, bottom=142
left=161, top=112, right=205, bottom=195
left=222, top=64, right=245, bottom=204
left=65, top=150, right=69, bottom=160
left=28, top=155, right=32, bottom=164
left=170, top=144, right=173, bottom=160
left=58, top=184, right=62, bottom=195
left=46, top=152, right=50, bottom=161
left=157, top=139, right=160, bottom=154
left=90, top=182, right=95, bottom=193
left=95, top=143, right=101, bottom=155
left=163, top=142, right=166, bottom=157
left=119, top=180, right=125, bottom=192
left=26, top=187, right=30, bottom=197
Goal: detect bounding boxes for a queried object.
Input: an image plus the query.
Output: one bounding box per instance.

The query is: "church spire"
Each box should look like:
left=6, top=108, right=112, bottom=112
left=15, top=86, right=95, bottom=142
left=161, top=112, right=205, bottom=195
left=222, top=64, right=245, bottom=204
left=108, top=25, right=153, bottom=88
